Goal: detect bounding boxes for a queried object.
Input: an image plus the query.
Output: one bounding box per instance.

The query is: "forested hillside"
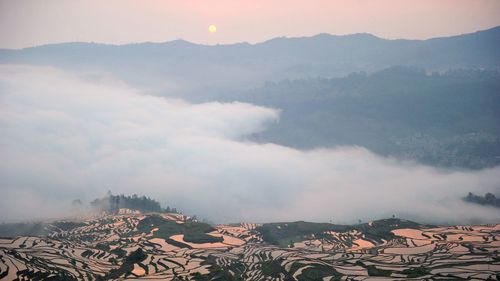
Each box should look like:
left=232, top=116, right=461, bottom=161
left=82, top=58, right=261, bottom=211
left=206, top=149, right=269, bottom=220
left=227, top=67, right=500, bottom=168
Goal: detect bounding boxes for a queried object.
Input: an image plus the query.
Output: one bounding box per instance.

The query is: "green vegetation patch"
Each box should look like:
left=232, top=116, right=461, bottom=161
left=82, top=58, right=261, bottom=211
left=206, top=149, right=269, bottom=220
left=354, top=218, right=424, bottom=242
left=99, top=248, right=147, bottom=280
left=356, top=260, right=392, bottom=277
left=183, top=222, right=223, bottom=244
left=402, top=267, right=430, bottom=278
left=261, top=259, right=285, bottom=278
left=193, top=255, right=245, bottom=281
left=297, top=264, right=341, bottom=281
left=95, top=243, right=110, bottom=251
left=52, top=221, right=87, bottom=232
left=366, top=265, right=392, bottom=277
left=81, top=250, right=93, bottom=258
left=16, top=269, right=77, bottom=281
left=258, top=218, right=427, bottom=246
left=137, top=215, right=183, bottom=237
left=257, top=221, right=351, bottom=247
left=110, top=247, right=127, bottom=258
left=137, top=215, right=222, bottom=244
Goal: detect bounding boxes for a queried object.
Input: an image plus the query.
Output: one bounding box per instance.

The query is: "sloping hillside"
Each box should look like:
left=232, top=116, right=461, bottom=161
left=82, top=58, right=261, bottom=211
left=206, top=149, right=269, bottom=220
left=0, top=212, right=498, bottom=280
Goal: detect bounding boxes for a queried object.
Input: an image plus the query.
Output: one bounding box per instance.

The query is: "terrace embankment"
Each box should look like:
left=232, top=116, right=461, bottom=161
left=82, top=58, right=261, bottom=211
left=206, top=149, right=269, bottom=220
left=0, top=215, right=498, bottom=280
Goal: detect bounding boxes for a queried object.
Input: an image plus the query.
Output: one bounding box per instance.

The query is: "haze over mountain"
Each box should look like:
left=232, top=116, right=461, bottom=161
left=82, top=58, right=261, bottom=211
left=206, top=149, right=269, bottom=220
left=1, top=26, right=499, bottom=97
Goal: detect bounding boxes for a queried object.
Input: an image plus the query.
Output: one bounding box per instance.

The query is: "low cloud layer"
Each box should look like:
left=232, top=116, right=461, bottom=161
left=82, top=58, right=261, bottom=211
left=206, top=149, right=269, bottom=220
left=0, top=65, right=499, bottom=224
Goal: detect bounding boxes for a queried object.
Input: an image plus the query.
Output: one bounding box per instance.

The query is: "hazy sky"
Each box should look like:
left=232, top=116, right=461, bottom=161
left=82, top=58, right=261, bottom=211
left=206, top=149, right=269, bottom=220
left=1, top=0, right=500, bottom=48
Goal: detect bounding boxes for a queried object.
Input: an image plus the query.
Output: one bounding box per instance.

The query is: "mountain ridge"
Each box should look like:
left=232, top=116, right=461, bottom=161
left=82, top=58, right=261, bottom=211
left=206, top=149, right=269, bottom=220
left=1, top=25, right=499, bottom=51
left=1, top=25, right=498, bottom=99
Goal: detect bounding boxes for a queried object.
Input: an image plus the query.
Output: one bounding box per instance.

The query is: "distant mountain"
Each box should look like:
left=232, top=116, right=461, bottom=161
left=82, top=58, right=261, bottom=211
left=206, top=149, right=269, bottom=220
left=0, top=26, right=499, bottom=96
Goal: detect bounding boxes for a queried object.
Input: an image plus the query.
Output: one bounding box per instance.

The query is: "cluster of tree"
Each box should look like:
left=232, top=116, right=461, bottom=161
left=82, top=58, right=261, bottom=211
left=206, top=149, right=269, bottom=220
left=463, top=192, right=500, bottom=208
left=90, top=191, right=179, bottom=214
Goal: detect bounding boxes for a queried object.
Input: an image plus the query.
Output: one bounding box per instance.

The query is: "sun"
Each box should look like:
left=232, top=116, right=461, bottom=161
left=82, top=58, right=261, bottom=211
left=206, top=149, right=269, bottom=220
left=208, top=24, right=217, bottom=33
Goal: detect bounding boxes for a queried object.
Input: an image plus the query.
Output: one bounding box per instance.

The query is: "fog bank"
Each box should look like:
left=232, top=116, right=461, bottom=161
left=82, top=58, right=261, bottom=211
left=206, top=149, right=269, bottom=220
left=0, top=65, right=498, bottom=224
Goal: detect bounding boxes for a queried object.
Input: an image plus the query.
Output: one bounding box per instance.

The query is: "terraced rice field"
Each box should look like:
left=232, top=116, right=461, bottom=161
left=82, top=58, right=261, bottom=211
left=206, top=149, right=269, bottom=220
left=0, top=212, right=498, bottom=280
